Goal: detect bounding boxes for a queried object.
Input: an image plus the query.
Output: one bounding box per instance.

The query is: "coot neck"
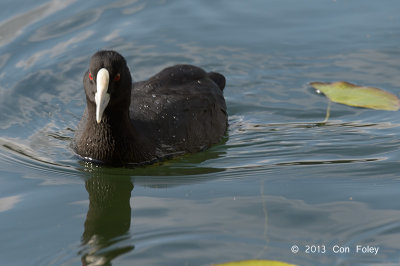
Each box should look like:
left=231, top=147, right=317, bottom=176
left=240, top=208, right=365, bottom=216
left=87, top=99, right=131, bottom=131
left=81, top=100, right=157, bottom=165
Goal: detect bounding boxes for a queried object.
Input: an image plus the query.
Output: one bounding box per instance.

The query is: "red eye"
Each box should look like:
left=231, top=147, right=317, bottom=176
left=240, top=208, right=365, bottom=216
left=89, top=72, right=93, bottom=80
left=114, top=73, right=120, bottom=81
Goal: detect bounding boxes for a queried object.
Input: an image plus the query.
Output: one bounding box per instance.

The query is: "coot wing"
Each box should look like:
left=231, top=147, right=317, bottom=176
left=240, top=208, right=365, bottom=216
left=130, top=64, right=227, bottom=153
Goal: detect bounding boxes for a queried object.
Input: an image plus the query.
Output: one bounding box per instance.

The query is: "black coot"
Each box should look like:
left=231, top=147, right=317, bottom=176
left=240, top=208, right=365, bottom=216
left=73, top=50, right=227, bottom=165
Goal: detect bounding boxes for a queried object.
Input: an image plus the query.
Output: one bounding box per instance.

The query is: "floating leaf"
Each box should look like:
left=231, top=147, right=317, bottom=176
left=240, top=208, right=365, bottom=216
left=213, top=259, right=296, bottom=266
left=310, top=81, right=400, bottom=111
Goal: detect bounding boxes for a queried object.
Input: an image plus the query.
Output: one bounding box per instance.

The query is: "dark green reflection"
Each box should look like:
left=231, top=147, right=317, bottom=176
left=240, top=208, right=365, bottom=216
left=77, top=142, right=227, bottom=265
left=80, top=174, right=134, bottom=265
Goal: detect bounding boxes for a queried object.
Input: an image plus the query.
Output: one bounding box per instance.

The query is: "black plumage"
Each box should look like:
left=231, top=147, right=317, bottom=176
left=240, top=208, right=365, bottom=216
left=73, top=50, right=227, bottom=165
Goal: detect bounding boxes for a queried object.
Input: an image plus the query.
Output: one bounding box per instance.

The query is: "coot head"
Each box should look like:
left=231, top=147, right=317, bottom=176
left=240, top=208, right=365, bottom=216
left=84, top=50, right=132, bottom=123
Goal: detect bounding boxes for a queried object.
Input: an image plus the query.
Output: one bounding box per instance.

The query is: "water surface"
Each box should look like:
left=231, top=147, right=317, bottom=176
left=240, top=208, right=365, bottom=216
left=1, top=1, right=400, bottom=265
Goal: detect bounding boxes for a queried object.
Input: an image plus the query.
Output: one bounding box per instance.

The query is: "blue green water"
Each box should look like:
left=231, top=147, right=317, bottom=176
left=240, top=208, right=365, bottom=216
left=1, top=0, right=400, bottom=265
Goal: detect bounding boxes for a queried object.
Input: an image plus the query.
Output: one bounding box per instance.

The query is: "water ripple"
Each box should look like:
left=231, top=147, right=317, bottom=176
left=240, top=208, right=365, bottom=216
left=0, top=137, right=81, bottom=185
left=0, top=0, right=76, bottom=47
left=30, top=10, right=101, bottom=42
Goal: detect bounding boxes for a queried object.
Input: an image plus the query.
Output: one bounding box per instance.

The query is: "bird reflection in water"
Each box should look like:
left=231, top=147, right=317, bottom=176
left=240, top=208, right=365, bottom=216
left=79, top=171, right=134, bottom=266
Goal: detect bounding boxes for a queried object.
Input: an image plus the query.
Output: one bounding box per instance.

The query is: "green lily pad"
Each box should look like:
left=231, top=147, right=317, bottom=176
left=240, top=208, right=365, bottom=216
left=213, top=259, right=296, bottom=266
left=310, top=81, right=400, bottom=111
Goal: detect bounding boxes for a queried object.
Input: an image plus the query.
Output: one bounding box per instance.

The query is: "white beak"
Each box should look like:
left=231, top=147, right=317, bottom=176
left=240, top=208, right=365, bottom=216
left=94, top=68, right=110, bottom=124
